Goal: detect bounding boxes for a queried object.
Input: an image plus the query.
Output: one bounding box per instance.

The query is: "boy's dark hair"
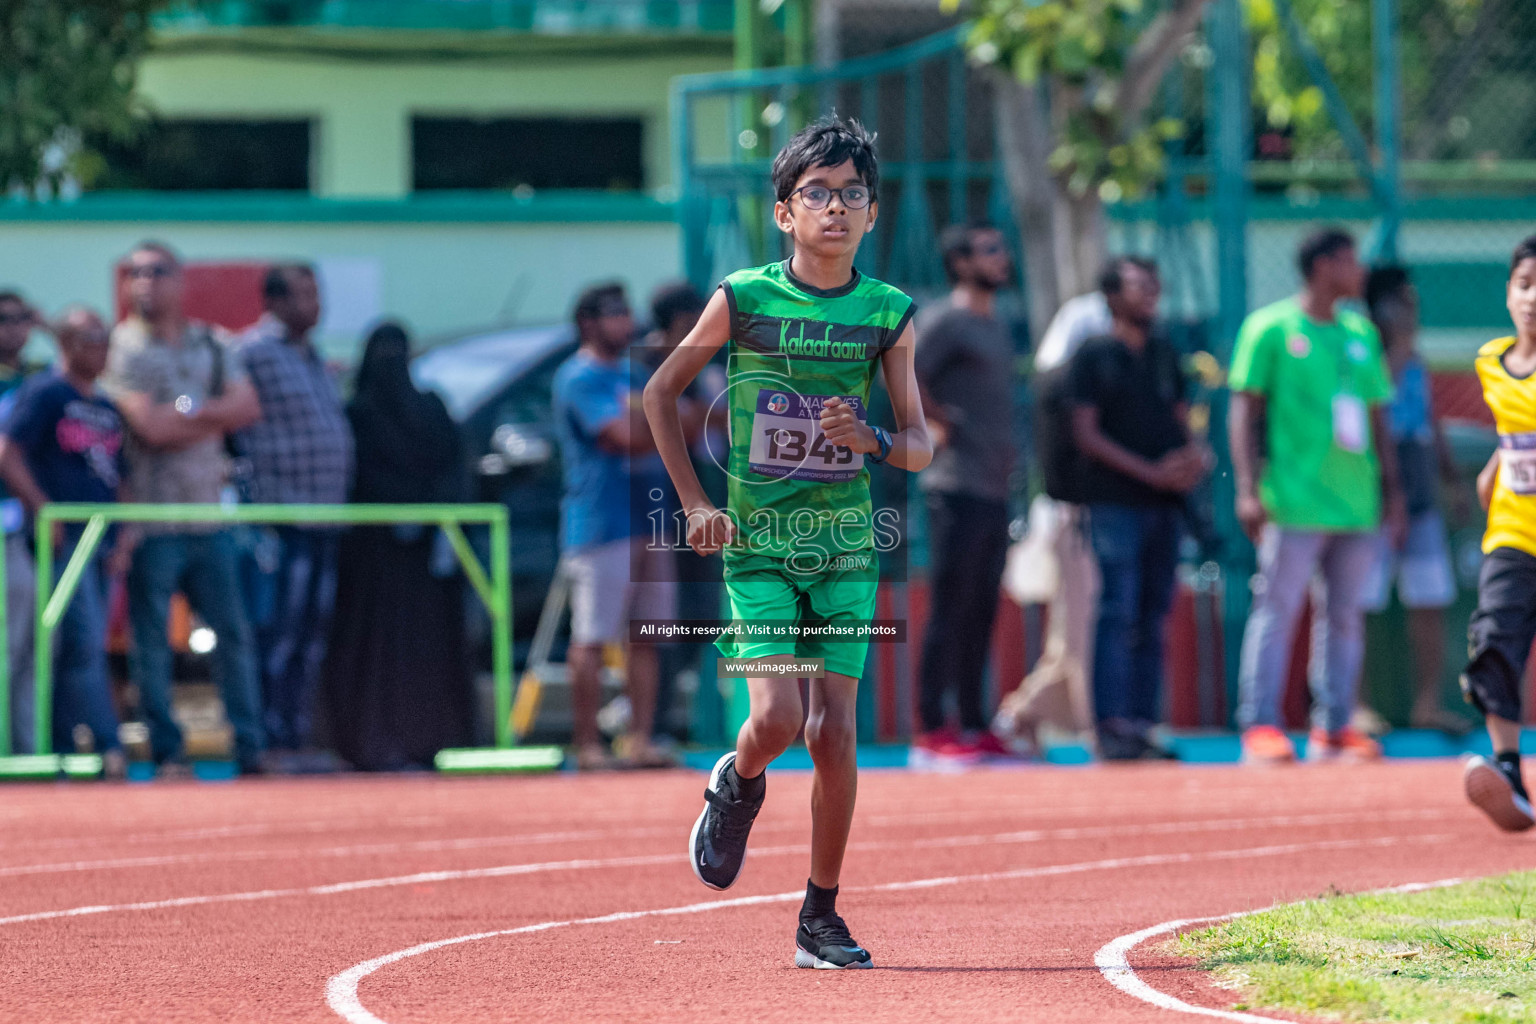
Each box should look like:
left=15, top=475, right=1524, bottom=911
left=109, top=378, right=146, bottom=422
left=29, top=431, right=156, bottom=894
left=771, top=116, right=879, bottom=204
left=1296, top=227, right=1355, bottom=281
left=939, top=221, right=999, bottom=285
left=1365, top=264, right=1411, bottom=318
left=0, top=290, right=25, bottom=308
left=129, top=239, right=181, bottom=266
left=1511, top=235, right=1536, bottom=275
left=573, top=281, right=628, bottom=326
left=649, top=281, right=706, bottom=333
left=262, top=262, right=316, bottom=302
left=1097, top=255, right=1159, bottom=297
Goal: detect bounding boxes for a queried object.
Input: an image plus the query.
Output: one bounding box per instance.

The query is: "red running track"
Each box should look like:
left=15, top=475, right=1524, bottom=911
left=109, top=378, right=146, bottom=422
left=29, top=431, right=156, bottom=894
left=1, top=760, right=1530, bottom=1024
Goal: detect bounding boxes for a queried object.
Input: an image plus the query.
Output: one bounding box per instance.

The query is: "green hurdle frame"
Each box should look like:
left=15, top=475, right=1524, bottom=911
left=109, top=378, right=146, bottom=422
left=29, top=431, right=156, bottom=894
left=0, top=502, right=515, bottom=758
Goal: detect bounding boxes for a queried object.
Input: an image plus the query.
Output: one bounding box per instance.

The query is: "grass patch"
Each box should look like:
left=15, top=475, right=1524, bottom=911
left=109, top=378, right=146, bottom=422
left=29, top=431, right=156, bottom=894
left=1174, top=872, right=1536, bottom=1023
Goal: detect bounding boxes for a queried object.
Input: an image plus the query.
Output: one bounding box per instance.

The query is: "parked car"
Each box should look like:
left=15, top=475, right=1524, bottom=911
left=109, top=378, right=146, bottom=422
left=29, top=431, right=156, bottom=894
left=412, top=323, right=578, bottom=662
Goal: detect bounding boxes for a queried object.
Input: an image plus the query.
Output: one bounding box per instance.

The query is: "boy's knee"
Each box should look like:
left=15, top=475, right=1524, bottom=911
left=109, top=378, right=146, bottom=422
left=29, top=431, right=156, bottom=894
left=1463, top=645, right=1523, bottom=723
left=804, top=710, right=856, bottom=759
left=751, top=699, right=803, bottom=747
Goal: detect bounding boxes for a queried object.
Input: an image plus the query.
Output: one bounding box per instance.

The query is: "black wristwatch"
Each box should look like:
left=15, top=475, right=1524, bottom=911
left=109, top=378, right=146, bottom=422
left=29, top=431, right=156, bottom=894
left=867, top=425, right=893, bottom=464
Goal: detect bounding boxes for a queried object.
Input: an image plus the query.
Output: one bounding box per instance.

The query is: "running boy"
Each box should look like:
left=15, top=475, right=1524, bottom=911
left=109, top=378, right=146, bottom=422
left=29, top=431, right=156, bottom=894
left=644, top=117, right=931, bottom=968
left=1462, top=234, right=1536, bottom=832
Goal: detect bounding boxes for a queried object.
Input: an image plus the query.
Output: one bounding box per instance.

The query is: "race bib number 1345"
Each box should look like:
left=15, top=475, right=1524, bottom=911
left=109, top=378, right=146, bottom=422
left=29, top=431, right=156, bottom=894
left=748, top=390, right=865, bottom=482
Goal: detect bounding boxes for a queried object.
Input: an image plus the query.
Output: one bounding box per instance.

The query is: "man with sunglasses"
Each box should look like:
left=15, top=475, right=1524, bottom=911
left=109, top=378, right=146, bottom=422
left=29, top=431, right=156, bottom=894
left=911, top=223, right=1019, bottom=763
left=0, top=290, right=41, bottom=754
left=107, top=241, right=266, bottom=777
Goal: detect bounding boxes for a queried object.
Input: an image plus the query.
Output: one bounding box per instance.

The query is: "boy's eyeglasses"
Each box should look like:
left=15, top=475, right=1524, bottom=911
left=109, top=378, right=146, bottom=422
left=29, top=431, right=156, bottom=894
left=789, top=185, right=872, bottom=211
left=0, top=313, right=30, bottom=326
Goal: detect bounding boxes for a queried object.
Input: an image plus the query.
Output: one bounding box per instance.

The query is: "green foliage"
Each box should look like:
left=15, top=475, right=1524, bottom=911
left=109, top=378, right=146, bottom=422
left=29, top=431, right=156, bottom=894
left=0, top=1, right=168, bottom=198
left=1246, top=0, right=1536, bottom=162
left=955, top=0, right=1187, bottom=201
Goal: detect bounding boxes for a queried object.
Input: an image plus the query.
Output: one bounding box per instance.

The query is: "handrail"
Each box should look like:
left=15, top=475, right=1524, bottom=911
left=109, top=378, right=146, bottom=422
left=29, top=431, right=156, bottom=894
left=0, top=502, right=515, bottom=757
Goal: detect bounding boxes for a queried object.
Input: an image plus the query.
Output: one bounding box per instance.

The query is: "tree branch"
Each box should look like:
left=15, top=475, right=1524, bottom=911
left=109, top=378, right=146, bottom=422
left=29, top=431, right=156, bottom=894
left=1119, top=0, right=1213, bottom=120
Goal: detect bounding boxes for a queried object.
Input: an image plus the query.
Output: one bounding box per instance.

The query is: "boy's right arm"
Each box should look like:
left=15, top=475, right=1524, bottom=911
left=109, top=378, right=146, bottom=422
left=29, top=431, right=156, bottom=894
left=642, top=289, right=735, bottom=555
left=0, top=436, right=48, bottom=519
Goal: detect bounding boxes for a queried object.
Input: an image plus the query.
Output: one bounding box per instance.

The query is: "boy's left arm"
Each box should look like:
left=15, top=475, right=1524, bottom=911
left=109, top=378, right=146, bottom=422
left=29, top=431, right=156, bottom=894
left=877, top=321, right=933, bottom=472
left=821, top=322, right=931, bottom=472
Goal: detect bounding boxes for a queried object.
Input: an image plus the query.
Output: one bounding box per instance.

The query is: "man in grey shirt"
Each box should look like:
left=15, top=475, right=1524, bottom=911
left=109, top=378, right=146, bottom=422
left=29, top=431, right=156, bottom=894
left=108, top=241, right=265, bottom=775
left=912, top=222, right=1018, bottom=760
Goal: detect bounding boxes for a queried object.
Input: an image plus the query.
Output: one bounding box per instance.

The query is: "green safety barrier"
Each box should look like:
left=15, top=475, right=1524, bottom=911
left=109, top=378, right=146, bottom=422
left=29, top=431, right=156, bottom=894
left=0, top=502, right=559, bottom=774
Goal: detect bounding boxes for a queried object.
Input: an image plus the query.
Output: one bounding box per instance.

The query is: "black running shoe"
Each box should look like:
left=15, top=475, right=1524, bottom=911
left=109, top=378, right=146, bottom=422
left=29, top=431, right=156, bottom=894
left=689, top=752, right=763, bottom=890
left=795, top=911, right=873, bottom=969
left=1464, top=756, right=1535, bottom=832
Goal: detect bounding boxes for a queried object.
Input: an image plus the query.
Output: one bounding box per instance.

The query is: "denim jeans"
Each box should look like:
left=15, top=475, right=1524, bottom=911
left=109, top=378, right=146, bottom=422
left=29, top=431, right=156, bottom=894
left=128, top=531, right=262, bottom=767
left=259, top=527, right=340, bottom=751
left=51, top=536, right=120, bottom=754
left=7, top=533, right=34, bottom=753
left=1236, top=526, right=1379, bottom=733
left=1087, top=502, right=1183, bottom=733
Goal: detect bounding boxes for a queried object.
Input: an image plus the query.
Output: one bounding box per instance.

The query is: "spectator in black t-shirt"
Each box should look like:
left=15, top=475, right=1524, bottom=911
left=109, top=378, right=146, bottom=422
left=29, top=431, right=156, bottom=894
left=0, top=307, right=129, bottom=776
left=1068, top=258, right=1208, bottom=759
left=913, top=222, right=1019, bottom=762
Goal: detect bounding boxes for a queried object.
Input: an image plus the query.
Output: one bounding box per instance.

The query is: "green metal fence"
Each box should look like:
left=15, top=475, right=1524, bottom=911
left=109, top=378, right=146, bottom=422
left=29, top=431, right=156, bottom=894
left=673, top=0, right=1536, bottom=729
left=0, top=502, right=514, bottom=758
left=672, top=24, right=1022, bottom=298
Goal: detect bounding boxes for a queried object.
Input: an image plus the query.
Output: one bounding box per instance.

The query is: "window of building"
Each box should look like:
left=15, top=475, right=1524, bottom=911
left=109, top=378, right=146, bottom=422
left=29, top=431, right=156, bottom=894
left=412, top=117, right=644, bottom=191
left=93, top=119, right=313, bottom=191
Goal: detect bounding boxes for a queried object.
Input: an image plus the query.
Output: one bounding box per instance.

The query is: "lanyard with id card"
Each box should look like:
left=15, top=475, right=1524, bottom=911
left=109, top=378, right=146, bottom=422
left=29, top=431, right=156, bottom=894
left=1332, top=393, right=1368, bottom=454
left=1329, top=333, right=1368, bottom=454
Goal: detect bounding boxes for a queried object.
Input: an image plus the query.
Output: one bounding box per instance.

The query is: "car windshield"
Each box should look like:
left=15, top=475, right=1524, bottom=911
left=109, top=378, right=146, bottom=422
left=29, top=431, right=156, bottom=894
left=412, top=324, right=573, bottom=420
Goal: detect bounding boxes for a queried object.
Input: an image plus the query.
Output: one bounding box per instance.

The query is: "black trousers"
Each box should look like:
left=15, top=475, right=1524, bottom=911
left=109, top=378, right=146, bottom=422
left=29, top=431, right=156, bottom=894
left=1464, top=546, right=1536, bottom=723
left=919, top=491, right=1010, bottom=732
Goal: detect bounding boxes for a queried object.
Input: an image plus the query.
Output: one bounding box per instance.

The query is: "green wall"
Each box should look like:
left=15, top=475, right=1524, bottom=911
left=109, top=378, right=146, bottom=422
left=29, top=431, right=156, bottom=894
left=0, top=196, right=681, bottom=360
left=136, top=47, right=730, bottom=197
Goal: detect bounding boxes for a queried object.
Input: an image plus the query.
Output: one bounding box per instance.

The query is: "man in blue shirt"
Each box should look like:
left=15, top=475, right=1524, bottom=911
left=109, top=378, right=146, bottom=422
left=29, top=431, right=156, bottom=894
left=0, top=289, right=38, bottom=755
left=0, top=307, right=129, bottom=776
left=553, top=282, right=700, bottom=770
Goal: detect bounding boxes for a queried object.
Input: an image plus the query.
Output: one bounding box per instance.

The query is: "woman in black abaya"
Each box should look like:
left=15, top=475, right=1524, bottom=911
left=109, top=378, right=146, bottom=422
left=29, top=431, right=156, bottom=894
left=324, top=322, right=474, bottom=770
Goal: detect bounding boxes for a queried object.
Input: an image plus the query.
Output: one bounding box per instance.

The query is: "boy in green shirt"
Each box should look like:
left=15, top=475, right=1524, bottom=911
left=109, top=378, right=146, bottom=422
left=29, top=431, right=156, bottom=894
left=1228, top=227, right=1404, bottom=765
left=644, top=116, right=931, bottom=969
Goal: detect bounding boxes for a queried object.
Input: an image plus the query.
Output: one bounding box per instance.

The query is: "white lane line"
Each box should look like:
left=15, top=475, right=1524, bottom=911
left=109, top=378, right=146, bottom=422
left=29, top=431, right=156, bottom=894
left=0, top=806, right=1453, bottom=879
left=0, top=817, right=448, bottom=854
left=0, top=849, right=763, bottom=927
left=323, top=834, right=1455, bottom=1024
left=1093, top=878, right=1467, bottom=1022
left=0, top=822, right=1454, bottom=930
left=0, top=827, right=680, bottom=878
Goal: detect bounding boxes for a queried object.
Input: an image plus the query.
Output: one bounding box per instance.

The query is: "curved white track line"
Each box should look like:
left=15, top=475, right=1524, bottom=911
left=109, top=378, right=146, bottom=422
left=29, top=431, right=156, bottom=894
left=323, top=833, right=1453, bottom=1024
left=1094, top=878, right=1466, bottom=1022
